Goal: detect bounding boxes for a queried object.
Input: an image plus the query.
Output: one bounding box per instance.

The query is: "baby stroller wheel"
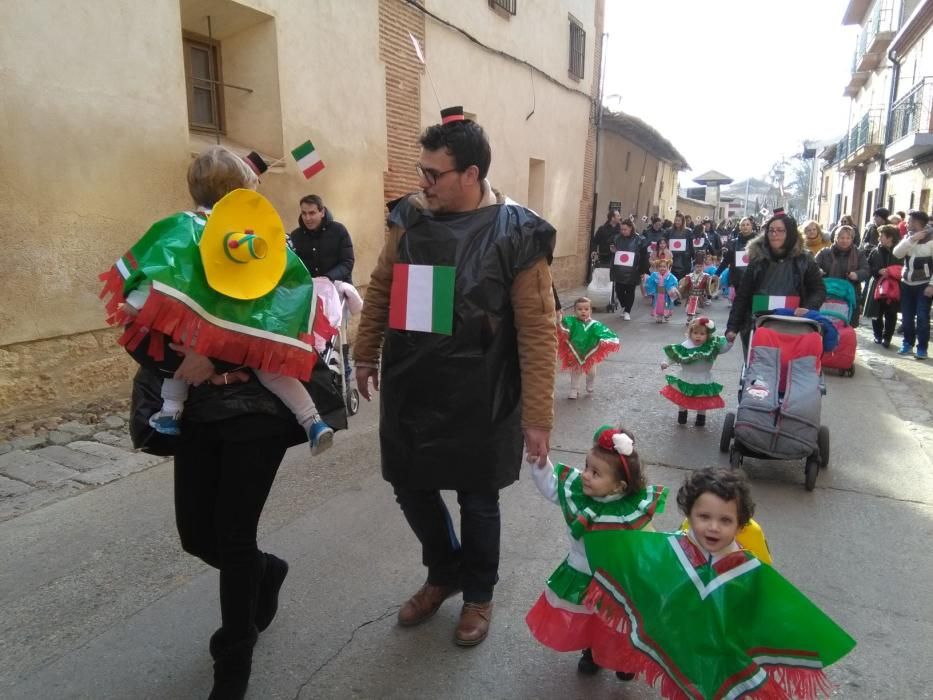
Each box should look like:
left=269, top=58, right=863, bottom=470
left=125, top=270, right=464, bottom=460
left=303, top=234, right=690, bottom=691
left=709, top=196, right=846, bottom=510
left=818, top=426, right=830, bottom=468
left=804, top=458, right=819, bottom=491
left=729, top=446, right=742, bottom=470
left=720, top=412, right=735, bottom=454
left=347, top=388, right=360, bottom=416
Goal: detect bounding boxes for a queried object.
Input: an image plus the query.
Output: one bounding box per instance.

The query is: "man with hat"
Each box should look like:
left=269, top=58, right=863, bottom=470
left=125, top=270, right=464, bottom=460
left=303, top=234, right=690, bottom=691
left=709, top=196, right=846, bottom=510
left=355, top=106, right=557, bottom=647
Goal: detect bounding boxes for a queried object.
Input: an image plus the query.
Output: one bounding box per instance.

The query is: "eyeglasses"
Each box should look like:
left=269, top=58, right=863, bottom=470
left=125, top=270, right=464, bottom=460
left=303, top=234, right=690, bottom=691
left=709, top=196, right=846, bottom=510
left=415, top=163, right=459, bottom=186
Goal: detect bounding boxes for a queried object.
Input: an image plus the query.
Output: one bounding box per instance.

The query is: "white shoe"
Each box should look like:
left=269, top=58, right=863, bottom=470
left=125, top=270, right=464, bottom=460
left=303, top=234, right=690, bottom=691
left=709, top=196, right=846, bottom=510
left=568, top=390, right=579, bottom=400
left=622, top=312, right=631, bottom=321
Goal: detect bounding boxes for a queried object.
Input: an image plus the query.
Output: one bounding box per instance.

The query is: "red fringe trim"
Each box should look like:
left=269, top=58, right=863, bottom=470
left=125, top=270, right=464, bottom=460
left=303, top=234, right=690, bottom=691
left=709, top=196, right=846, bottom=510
left=582, top=583, right=835, bottom=700
left=557, top=328, right=620, bottom=373
left=99, top=267, right=127, bottom=319
left=113, top=288, right=316, bottom=381
left=660, top=385, right=725, bottom=411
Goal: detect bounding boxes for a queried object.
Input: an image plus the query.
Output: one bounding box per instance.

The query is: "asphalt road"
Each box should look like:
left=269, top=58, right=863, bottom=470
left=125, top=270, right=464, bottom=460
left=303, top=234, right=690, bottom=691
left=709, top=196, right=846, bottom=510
left=2, top=285, right=931, bottom=700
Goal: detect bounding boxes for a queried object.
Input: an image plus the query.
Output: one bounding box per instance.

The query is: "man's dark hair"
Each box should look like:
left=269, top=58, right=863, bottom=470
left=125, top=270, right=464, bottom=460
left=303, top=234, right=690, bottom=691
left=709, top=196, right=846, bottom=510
left=873, top=207, right=890, bottom=220
left=677, top=467, right=755, bottom=527
left=651, top=216, right=662, bottom=224
left=897, top=210, right=906, bottom=219
left=419, top=120, right=492, bottom=180
left=299, top=194, right=324, bottom=210
left=908, top=209, right=930, bottom=225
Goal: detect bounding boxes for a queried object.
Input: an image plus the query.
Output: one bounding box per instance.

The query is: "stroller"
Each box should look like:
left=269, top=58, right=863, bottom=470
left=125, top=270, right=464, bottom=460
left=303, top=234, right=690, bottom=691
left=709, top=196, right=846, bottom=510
left=588, top=251, right=619, bottom=313
left=312, top=277, right=362, bottom=417
left=819, top=278, right=858, bottom=377
left=720, top=315, right=830, bottom=491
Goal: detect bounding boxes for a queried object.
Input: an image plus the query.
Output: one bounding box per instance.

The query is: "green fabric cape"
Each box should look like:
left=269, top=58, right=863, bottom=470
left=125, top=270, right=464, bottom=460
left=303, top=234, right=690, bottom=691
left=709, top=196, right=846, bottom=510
left=558, top=316, right=620, bottom=372
left=99, top=212, right=317, bottom=380
left=582, top=530, right=856, bottom=700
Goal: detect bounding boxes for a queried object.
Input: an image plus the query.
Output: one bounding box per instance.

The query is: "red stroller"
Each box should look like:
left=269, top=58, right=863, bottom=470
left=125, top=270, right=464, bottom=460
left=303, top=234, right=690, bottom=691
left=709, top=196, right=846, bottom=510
left=819, top=278, right=857, bottom=377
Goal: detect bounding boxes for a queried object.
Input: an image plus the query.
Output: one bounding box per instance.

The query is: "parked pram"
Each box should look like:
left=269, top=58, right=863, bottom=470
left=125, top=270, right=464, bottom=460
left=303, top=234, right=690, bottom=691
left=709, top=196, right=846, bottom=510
left=720, top=315, right=830, bottom=491
left=313, top=277, right=362, bottom=417
left=819, top=278, right=858, bottom=377
left=588, top=251, right=618, bottom=313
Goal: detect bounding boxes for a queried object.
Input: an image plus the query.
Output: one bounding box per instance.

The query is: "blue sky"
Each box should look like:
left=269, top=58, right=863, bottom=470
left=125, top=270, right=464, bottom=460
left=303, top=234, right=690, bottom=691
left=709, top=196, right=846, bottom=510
left=603, top=0, right=857, bottom=183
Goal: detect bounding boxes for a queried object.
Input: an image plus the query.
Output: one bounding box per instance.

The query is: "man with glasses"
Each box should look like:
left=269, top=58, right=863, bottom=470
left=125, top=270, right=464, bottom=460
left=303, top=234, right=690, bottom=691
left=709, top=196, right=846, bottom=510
left=355, top=106, right=557, bottom=647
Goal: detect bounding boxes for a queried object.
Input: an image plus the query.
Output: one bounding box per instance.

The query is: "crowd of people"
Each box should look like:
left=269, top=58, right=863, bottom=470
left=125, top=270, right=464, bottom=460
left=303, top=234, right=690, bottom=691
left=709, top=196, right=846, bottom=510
left=592, top=205, right=933, bottom=359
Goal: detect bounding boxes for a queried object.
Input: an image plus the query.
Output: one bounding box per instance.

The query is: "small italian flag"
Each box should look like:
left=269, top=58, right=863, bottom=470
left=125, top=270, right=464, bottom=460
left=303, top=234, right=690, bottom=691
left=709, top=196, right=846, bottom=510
left=614, top=250, right=634, bottom=266
left=291, top=140, right=325, bottom=179
left=389, top=264, right=455, bottom=335
left=752, top=294, right=800, bottom=313
left=669, top=238, right=686, bottom=251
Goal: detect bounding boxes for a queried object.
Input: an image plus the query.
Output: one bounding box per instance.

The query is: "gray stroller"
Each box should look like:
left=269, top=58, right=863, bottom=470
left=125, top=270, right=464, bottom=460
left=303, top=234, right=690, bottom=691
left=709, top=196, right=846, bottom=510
left=719, top=315, right=830, bottom=491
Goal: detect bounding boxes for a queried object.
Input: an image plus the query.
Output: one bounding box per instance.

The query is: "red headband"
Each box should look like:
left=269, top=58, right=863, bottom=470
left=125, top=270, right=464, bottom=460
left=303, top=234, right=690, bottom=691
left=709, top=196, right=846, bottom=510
left=596, top=429, right=632, bottom=483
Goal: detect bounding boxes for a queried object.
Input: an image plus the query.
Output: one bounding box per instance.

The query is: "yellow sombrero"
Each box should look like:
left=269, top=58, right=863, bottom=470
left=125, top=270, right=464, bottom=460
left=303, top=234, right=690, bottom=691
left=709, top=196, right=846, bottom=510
left=199, top=189, right=287, bottom=300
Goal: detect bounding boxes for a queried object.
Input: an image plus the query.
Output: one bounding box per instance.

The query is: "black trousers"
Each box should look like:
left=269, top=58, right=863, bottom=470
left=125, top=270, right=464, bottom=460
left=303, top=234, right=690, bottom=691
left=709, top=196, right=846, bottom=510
left=871, top=300, right=898, bottom=342
left=393, top=487, right=500, bottom=603
left=174, top=424, right=288, bottom=641
left=613, top=283, right=637, bottom=313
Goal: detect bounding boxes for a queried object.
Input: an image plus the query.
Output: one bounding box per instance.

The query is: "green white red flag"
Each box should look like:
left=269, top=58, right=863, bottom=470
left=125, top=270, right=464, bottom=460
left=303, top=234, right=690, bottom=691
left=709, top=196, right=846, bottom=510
left=389, top=263, right=455, bottom=335
left=291, top=140, right=325, bottom=179
left=752, top=294, right=800, bottom=313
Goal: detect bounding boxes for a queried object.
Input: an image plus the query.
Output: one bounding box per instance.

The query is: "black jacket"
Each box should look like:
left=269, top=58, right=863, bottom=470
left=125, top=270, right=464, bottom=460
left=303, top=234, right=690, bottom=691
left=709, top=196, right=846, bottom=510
left=609, top=232, right=646, bottom=284
left=288, top=208, right=355, bottom=282
left=727, top=232, right=826, bottom=333
left=593, top=222, right=620, bottom=263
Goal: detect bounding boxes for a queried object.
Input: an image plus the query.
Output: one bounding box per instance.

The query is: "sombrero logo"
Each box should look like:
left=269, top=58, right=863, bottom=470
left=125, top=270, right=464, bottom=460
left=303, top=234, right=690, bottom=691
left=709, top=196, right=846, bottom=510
left=614, top=251, right=634, bottom=266
left=736, top=252, right=750, bottom=267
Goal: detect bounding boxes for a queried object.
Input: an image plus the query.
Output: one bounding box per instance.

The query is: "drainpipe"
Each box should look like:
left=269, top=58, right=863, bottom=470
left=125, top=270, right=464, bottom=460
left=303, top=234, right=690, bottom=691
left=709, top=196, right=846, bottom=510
left=879, top=45, right=902, bottom=207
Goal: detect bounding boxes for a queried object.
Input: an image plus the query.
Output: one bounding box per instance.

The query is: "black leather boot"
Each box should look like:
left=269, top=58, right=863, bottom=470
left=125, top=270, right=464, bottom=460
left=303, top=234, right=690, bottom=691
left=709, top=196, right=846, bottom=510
left=208, top=627, right=258, bottom=700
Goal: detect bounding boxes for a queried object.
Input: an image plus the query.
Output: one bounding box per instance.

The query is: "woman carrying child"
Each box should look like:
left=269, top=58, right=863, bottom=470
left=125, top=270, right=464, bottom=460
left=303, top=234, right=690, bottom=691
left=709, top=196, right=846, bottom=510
left=557, top=297, right=620, bottom=399
left=660, top=316, right=732, bottom=427
left=525, top=426, right=667, bottom=680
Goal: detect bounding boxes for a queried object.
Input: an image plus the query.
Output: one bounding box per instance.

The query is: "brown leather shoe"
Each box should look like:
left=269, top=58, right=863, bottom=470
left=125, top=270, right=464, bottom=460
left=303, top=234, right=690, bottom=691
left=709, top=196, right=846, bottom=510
left=397, top=583, right=460, bottom=627
left=454, top=601, right=493, bottom=646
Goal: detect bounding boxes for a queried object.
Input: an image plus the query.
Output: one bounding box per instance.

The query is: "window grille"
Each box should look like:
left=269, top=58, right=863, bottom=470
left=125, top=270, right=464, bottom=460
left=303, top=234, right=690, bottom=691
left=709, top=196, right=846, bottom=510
left=569, top=18, right=585, bottom=79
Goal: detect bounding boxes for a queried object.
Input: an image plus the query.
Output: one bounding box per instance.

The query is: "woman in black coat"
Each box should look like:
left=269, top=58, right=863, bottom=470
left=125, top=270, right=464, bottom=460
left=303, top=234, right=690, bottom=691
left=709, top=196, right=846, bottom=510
left=726, top=212, right=826, bottom=356
left=609, top=218, right=647, bottom=320
left=864, top=224, right=902, bottom=347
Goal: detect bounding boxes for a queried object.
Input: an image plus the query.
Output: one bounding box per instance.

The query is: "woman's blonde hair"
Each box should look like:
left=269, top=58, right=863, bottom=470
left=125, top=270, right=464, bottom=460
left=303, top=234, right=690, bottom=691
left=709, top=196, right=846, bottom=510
left=801, top=219, right=823, bottom=237
left=187, top=145, right=259, bottom=208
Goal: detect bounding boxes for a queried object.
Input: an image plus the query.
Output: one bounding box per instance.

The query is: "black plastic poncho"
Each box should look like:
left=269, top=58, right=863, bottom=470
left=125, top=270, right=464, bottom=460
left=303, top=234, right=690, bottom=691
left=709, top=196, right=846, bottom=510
left=380, top=196, right=555, bottom=491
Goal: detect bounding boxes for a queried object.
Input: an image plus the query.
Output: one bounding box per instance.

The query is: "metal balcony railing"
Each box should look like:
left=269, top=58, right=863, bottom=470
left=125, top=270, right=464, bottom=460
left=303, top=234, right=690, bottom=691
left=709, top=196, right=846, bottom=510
left=888, top=77, right=933, bottom=144
left=852, top=109, right=885, bottom=151
left=852, top=1, right=895, bottom=71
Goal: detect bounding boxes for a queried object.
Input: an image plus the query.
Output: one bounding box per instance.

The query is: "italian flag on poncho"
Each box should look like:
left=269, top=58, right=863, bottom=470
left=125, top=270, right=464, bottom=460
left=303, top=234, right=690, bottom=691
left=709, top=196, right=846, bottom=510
left=582, top=530, right=856, bottom=700
left=389, top=263, right=455, bottom=335
left=558, top=316, right=620, bottom=373
left=525, top=464, right=667, bottom=655
left=99, top=212, right=319, bottom=380
left=659, top=337, right=728, bottom=411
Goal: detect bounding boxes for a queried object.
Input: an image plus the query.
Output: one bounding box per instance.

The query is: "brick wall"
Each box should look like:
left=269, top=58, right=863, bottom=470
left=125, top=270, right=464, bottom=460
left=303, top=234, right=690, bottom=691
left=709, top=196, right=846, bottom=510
left=552, top=0, right=603, bottom=293
left=379, top=0, right=425, bottom=202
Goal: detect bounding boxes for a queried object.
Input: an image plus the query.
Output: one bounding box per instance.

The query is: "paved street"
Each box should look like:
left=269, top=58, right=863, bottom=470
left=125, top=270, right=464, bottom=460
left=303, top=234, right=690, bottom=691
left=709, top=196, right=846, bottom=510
left=1, top=287, right=932, bottom=700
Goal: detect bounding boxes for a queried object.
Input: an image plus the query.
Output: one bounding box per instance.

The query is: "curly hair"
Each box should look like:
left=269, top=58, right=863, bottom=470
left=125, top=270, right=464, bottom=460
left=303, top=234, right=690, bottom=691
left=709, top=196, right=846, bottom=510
left=187, top=145, right=258, bottom=208
left=419, top=118, right=491, bottom=180
left=676, top=467, right=755, bottom=526
left=590, top=426, right=646, bottom=495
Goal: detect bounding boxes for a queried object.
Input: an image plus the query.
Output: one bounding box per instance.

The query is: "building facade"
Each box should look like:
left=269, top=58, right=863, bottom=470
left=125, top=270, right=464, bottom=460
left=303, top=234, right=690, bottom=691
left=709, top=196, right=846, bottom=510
left=1, top=0, right=603, bottom=419
left=595, top=110, right=688, bottom=225
left=819, top=0, right=923, bottom=228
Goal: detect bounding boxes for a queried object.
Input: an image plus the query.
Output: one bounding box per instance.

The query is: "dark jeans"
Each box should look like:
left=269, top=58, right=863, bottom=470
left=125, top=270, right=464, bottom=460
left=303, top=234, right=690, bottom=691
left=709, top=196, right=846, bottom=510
left=613, top=283, right=637, bottom=313
left=393, top=487, right=500, bottom=603
left=900, top=283, right=933, bottom=351
left=871, top=300, right=898, bottom=342
left=174, top=424, right=288, bottom=641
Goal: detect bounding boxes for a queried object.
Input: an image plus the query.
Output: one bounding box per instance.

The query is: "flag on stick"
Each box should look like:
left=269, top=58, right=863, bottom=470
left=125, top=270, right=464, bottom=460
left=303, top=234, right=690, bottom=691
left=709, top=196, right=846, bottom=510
left=408, top=31, right=425, bottom=64
left=291, top=140, right=325, bottom=179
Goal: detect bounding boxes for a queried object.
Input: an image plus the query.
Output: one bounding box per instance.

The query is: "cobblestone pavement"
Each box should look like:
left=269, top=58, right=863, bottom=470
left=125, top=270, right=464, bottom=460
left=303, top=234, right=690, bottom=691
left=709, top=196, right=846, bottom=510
left=0, top=404, right=167, bottom=522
